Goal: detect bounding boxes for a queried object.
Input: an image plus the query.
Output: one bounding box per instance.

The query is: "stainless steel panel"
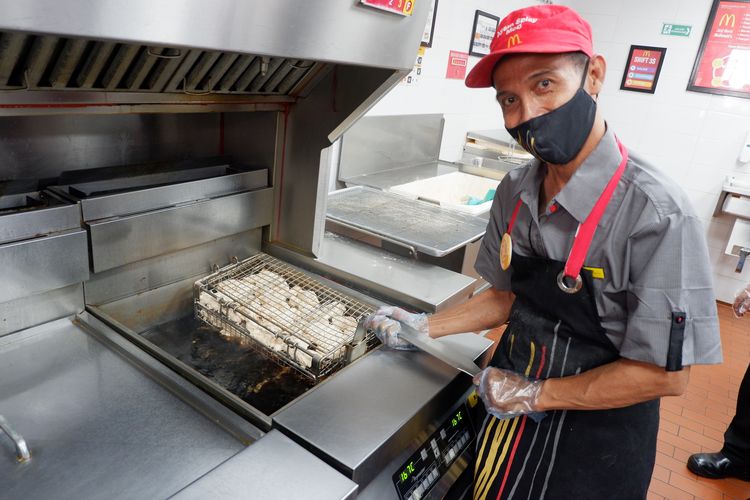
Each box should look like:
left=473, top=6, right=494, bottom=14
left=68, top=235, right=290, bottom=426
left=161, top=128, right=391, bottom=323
left=102, top=44, right=141, bottom=89
left=0, top=113, right=224, bottom=181
left=79, top=169, right=268, bottom=220
left=0, top=229, right=89, bottom=303
left=0, top=284, right=83, bottom=337
left=0, top=0, right=429, bottom=72
left=217, top=54, right=254, bottom=91
left=123, top=46, right=162, bottom=90
left=78, top=311, right=262, bottom=444
left=326, top=187, right=487, bottom=257
left=0, top=203, right=80, bottom=245
left=185, top=51, right=221, bottom=91
left=85, top=228, right=262, bottom=305
left=49, top=38, right=88, bottom=88
left=164, top=50, right=203, bottom=92
left=275, top=65, right=397, bottom=254
left=26, top=36, right=59, bottom=87
left=202, top=53, right=240, bottom=92
left=268, top=233, right=476, bottom=313
left=342, top=161, right=459, bottom=191
left=274, top=348, right=468, bottom=487
left=88, top=188, right=273, bottom=272
left=76, top=41, right=117, bottom=88
left=339, top=114, right=445, bottom=182
left=97, top=277, right=194, bottom=334
left=173, top=430, right=358, bottom=500
left=0, top=315, right=250, bottom=499
left=68, top=164, right=231, bottom=198
left=0, top=33, right=27, bottom=85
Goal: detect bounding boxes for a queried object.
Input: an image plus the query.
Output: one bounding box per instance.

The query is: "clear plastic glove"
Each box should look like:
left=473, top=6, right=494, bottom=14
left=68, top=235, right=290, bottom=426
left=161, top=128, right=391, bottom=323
left=364, top=306, right=429, bottom=350
left=733, top=286, right=750, bottom=318
left=473, top=367, right=547, bottom=423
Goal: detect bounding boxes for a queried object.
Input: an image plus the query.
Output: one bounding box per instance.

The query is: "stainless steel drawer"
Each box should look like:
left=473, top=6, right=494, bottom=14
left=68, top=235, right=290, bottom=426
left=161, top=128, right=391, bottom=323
left=87, top=188, right=273, bottom=272
left=0, top=229, right=89, bottom=303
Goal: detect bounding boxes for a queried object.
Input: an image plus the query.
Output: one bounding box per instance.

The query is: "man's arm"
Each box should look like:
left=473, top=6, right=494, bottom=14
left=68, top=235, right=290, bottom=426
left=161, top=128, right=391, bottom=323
left=427, top=288, right=515, bottom=338
left=537, top=358, right=689, bottom=411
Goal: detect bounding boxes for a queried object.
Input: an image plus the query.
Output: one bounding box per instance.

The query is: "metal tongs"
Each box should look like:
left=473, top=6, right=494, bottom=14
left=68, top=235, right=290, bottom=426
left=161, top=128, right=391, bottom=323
left=357, top=318, right=481, bottom=376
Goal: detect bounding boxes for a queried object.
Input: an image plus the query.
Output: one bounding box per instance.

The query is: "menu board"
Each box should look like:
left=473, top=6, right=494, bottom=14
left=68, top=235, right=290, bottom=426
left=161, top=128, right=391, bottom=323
left=688, top=0, right=750, bottom=98
left=360, top=0, right=414, bottom=16
left=620, top=45, right=667, bottom=93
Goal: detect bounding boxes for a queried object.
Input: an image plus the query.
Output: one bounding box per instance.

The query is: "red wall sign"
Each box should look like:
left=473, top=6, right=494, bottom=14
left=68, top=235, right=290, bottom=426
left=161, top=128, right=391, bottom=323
left=360, top=0, right=414, bottom=16
left=620, top=45, right=667, bottom=94
left=689, top=0, right=750, bottom=98
left=446, top=51, right=468, bottom=80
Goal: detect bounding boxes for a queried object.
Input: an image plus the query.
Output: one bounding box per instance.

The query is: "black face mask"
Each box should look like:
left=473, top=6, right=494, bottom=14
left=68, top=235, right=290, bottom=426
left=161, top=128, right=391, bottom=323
left=505, top=69, right=596, bottom=165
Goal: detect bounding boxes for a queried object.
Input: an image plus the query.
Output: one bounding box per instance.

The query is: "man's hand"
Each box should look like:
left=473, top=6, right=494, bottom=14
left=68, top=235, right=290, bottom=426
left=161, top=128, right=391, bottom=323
left=734, top=286, right=750, bottom=318
left=365, top=306, right=429, bottom=350
left=473, top=367, right=544, bottom=418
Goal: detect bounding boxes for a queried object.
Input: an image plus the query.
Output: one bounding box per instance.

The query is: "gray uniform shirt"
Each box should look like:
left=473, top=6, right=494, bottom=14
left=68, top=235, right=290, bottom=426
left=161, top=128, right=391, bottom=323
left=475, top=127, right=722, bottom=367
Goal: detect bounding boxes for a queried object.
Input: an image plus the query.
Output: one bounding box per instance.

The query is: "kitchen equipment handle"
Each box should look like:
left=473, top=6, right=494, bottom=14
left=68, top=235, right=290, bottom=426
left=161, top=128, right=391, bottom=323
left=0, top=415, right=31, bottom=463
left=328, top=218, right=418, bottom=258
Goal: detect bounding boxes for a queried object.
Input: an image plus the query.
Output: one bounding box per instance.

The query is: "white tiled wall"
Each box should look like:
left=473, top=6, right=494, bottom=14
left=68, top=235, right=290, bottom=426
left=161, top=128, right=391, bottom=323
left=369, top=0, right=750, bottom=303
left=559, top=0, right=750, bottom=302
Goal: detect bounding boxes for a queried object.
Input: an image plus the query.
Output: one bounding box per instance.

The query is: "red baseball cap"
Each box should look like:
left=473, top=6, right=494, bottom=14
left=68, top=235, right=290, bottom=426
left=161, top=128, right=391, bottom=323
left=465, top=5, right=594, bottom=88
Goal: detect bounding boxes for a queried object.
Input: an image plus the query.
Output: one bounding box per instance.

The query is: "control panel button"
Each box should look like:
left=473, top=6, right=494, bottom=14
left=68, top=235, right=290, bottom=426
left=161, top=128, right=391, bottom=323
left=440, top=429, right=447, bottom=440
left=415, top=485, right=424, bottom=498
left=430, top=470, right=439, bottom=482
left=421, top=448, right=428, bottom=461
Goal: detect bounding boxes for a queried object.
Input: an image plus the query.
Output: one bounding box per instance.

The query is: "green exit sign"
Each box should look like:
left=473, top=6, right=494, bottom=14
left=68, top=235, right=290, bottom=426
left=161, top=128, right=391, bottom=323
left=662, top=23, right=692, bottom=37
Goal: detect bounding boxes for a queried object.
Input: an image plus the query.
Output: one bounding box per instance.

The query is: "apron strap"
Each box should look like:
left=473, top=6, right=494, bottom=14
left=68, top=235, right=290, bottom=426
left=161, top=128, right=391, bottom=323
left=560, top=138, right=628, bottom=293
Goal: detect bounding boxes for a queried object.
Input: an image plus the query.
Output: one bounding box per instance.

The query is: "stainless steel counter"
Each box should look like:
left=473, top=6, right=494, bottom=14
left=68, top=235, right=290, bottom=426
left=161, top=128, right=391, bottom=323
left=274, top=346, right=481, bottom=488
left=172, top=430, right=358, bottom=500
left=0, top=314, right=257, bottom=500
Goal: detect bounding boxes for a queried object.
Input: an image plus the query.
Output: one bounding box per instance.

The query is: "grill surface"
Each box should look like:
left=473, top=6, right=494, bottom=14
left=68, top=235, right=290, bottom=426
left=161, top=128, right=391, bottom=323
left=195, top=253, right=377, bottom=380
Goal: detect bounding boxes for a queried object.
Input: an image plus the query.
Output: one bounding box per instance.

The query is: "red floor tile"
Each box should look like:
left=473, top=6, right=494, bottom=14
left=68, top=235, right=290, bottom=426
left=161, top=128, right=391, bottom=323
left=649, top=303, right=750, bottom=500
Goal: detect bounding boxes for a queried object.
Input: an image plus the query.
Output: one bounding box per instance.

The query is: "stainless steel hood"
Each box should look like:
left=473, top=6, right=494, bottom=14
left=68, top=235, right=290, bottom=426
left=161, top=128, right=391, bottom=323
left=0, top=32, right=320, bottom=96
left=0, top=0, right=428, bottom=108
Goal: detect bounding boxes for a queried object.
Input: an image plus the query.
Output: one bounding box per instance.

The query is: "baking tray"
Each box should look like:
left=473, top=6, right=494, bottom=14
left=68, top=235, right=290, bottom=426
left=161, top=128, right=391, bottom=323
left=326, top=186, right=488, bottom=257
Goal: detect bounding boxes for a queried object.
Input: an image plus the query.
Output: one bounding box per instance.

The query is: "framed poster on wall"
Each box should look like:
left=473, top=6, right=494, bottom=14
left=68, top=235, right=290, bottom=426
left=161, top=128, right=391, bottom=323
left=421, top=0, right=439, bottom=47
left=619, top=45, right=667, bottom=94
left=688, top=0, right=750, bottom=98
left=469, top=10, right=500, bottom=57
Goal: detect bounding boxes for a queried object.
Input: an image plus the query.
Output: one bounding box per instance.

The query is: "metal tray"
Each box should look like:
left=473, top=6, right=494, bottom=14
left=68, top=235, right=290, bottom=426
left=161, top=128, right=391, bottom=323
left=194, top=253, right=377, bottom=380
left=326, top=186, right=488, bottom=257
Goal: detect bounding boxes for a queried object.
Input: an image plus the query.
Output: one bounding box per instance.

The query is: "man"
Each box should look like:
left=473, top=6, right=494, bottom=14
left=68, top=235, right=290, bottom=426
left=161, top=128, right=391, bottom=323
left=687, top=286, right=750, bottom=482
left=367, top=5, right=722, bottom=499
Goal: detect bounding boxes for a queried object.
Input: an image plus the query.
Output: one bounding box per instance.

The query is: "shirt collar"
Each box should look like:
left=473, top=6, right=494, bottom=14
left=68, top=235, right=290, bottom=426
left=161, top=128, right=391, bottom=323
left=552, top=127, right=622, bottom=223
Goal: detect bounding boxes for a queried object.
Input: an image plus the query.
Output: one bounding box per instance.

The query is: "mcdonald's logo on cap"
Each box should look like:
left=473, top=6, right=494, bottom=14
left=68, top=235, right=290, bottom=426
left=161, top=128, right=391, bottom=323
left=507, top=34, right=522, bottom=48
left=642, top=50, right=651, bottom=57
left=719, top=13, right=736, bottom=27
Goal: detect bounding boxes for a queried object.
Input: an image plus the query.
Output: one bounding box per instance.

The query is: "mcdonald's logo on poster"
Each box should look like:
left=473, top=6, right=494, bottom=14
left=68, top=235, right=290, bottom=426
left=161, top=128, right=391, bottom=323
left=719, top=13, right=736, bottom=27
left=507, top=34, right=522, bottom=48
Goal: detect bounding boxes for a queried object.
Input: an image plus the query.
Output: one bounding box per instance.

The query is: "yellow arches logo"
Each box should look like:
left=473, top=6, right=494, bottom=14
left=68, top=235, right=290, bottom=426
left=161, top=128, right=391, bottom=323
left=507, top=34, right=522, bottom=48
left=719, top=13, right=736, bottom=27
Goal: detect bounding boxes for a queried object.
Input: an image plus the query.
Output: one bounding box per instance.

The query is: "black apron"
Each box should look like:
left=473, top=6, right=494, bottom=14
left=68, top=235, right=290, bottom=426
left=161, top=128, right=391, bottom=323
left=472, top=253, right=659, bottom=500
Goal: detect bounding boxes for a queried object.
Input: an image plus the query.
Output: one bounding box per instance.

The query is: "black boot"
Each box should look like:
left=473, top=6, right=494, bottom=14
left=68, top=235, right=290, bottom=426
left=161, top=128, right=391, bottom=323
left=687, top=452, right=750, bottom=482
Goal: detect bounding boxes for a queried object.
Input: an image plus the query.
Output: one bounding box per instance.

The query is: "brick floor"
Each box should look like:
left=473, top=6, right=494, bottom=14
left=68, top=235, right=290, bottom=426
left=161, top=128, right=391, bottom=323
left=649, top=303, right=750, bottom=500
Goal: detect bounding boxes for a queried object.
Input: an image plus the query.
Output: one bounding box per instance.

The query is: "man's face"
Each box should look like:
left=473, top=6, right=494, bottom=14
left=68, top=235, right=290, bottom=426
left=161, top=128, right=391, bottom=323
left=492, top=53, right=587, bottom=130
